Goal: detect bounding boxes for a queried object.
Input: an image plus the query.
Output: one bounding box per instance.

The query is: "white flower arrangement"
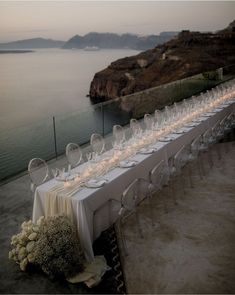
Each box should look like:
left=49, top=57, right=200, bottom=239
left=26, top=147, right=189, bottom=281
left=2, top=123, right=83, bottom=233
left=34, top=215, right=85, bottom=278
left=9, top=215, right=85, bottom=278
left=9, top=219, right=39, bottom=271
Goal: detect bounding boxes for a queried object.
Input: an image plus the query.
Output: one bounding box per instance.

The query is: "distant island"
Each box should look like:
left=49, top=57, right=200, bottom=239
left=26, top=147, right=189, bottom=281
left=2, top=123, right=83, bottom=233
left=0, top=32, right=178, bottom=51
left=0, top=50, right=34, bottom=54
left=0, top=38, right=65, bottom=49
left=62, top=32, right=178, bottom=51
left=89, top=20, right=235, bottom=101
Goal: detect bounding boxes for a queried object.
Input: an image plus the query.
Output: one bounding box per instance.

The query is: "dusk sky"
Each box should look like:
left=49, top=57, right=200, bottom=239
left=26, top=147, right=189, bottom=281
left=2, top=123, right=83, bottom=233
left=0, top=1, right=235, bottom=43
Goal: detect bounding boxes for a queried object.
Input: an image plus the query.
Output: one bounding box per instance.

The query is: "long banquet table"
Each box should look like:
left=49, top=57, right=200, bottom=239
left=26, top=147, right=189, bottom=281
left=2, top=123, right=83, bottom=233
left=32, top=101, right=235, bottom=262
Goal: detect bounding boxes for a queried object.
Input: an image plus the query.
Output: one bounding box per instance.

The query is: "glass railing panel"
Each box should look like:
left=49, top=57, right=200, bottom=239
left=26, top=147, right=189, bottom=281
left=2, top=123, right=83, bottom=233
left=222, top=64, right=235, bottom=81
left=0, top=118, right=55, bottom=181
left=54, top=104, right=103, bottom=155
left=1, top=64, right=235, bottom=183
left=117, top=85, right=171, bottom=120
left=179, top=74, right=208, bottom=98
left=102, top=97, right=133, bottom=135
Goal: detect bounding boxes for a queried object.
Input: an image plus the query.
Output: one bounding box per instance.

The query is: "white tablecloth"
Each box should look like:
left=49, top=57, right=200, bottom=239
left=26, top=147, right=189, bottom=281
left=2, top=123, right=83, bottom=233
left=32, top=102, right=234, bottom=262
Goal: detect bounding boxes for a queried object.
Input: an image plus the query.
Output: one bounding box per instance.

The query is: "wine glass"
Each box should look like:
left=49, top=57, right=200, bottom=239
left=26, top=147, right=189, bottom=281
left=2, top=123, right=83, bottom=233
left=51, top=168, right=59, bottom=179
left=144, top=114, right=154, bottom=131
left=130, top=118, right=142, bottom=138
left=113, top=125, right=126, bottom=150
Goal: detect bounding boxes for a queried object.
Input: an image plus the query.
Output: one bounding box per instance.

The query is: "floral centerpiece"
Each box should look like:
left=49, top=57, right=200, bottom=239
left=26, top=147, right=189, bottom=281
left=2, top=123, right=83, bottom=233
left=9, top=215, right=109, bottom=287
left=9, top=215, right=85, bottom=278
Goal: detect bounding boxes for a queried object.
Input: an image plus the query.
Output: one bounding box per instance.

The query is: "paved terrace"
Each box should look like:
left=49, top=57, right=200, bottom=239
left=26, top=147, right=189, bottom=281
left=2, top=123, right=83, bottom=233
left=122, top=139, right=235, bottom=294
left=0, top=131, right=235, bottom=294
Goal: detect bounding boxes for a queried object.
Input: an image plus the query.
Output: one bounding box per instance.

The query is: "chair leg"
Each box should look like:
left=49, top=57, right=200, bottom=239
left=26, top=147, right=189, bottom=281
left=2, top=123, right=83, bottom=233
left=197, top=159, right=203, bottom=180
left=215, top=143, right=222, bottom=162
left=135, top=210, right=144, bottom=239
left=161, top=188, right=169, bottom=214
left=170, top=178, right=178, bottom=205
left=199, top=154, right=206, bottom=176
left=181, top=172, right=186, bottom=195
left=207, top=150, right=214, bottom=169
left=147, top=193, right=155, bottom=226
left=188, top=164, right=194, bottom=188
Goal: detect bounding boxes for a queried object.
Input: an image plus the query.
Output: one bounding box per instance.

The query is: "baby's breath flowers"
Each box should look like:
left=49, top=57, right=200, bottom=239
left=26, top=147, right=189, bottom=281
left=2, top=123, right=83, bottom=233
left=9, top=216, right=109, bottom=288
left=34, top=215, right=85, bottom=278
left=9, top=215, right=85, bottom=278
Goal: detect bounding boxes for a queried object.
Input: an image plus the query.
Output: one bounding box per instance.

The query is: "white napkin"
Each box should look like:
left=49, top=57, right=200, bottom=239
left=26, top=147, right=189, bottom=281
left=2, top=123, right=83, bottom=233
left=67, top=256, right=110, bottom=288
left=85, top=179, right=107, bottom=188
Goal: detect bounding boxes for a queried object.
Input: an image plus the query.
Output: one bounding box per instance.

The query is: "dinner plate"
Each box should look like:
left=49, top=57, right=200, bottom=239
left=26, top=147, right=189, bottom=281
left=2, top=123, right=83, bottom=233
left=221, top=100, right=235, bottom=106
left=158, top=134, right=177, bottom=142
left=211, top=108, right=224, bottom=112
left=118, top=160, right=138, bottom=168
left=85, top=179, right=107, bottom=188
left=172, top=127, right=189, bottom=134
left=55, top=173, right=77, bottom=182
left=192, top=117, right=207, bottom=123
left=158, top=138, right=173, bottom=142
left=184, top=124, right=198, bottom=128
left=201, top=112, right=214, bottom=117
left=139, top=147, right=156, bottom=154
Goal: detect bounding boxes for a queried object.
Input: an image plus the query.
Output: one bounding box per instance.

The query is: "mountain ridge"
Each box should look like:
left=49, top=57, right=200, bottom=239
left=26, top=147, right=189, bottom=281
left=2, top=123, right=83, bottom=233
left=0, top=37, right=65, bottom=49
left=63, top=32, right=178, bottom=50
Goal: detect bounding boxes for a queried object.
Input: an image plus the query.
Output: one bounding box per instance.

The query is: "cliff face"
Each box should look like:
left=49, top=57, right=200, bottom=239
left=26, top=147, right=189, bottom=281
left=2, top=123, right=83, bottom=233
left=89, top=22, right=235, bottom=101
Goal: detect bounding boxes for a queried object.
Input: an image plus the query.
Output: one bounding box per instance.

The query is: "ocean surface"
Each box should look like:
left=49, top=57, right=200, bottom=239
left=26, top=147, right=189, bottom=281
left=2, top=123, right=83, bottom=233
left=0, top=48, right=139, bottom=180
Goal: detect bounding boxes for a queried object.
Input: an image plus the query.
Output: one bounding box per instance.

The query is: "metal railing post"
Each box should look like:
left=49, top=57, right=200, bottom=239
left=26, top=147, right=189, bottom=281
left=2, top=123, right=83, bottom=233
left=52, top=116, right=58, bottom=159
left=101, top=103, right=105, bottom=137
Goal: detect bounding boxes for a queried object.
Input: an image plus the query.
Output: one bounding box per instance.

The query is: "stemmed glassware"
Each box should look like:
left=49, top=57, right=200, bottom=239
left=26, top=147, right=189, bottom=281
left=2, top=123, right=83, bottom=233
left=52, top=167, right=67, bottom=181
left=130, top=118, right=142, bottom=138
left=51, top=168, right=59, bottom=179
left=112, top=125, right=126, bottom=150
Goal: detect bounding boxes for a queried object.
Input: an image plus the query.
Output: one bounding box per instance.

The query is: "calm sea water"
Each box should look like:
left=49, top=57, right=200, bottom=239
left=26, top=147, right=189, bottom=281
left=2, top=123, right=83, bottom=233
left=0, top=48, right=139, bottom=180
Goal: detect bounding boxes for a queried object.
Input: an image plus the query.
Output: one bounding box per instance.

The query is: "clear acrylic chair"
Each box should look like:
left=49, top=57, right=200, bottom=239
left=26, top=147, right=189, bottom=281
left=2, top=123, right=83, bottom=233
left=223, top=113, right=234, bottom=152
left=148, top=159, right=169, bottom=212
left=198, top=128, right=214, bottom=173
left=28, top=158, right=49, bottom=193
left=168, top=145, right=188, bottom=203
left=187, top=135, right=204, bottom=186
left=93, top=177, right=153, bottom=256
left=210, top=120, right=223, bottom=162
left=90, top=133, right=105, bottom=160
left=114, top=177, right=153, bottom=255
left=65, top=142, right=83, bottom=174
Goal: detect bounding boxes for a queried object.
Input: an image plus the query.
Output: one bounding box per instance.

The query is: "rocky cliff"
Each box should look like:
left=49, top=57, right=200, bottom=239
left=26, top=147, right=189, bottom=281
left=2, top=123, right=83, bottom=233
left=89, top=21, right=235, bottom=102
